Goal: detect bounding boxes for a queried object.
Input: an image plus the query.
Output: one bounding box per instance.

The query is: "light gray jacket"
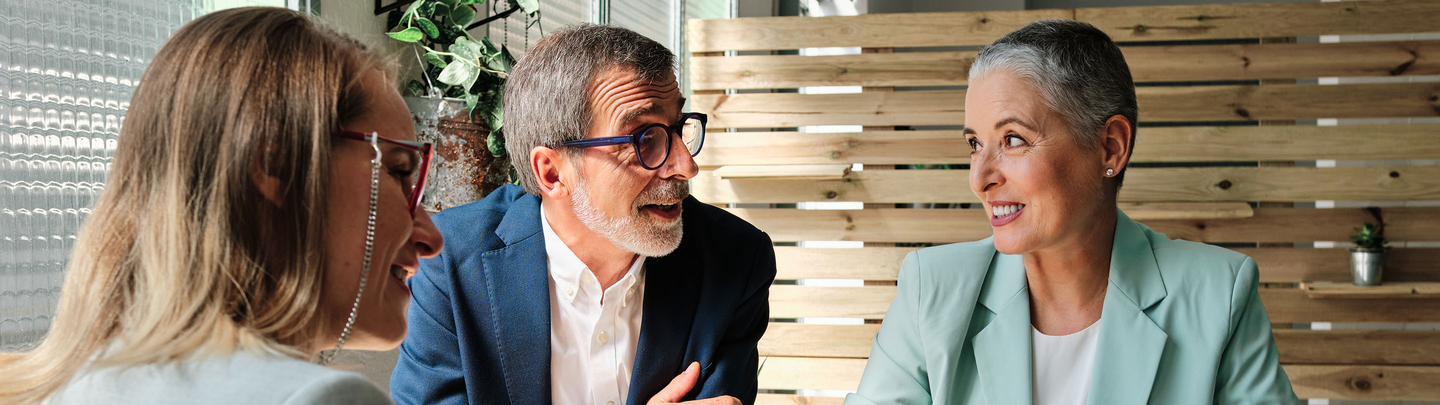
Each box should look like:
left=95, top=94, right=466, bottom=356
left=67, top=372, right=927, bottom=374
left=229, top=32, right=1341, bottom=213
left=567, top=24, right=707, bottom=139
left=44, top=351, right=391, bottom=405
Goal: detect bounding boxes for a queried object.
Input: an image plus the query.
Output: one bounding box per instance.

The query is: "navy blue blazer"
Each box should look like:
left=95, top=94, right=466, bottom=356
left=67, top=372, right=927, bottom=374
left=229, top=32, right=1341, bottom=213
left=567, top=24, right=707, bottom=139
left=390, top=185, right=776, bottom=405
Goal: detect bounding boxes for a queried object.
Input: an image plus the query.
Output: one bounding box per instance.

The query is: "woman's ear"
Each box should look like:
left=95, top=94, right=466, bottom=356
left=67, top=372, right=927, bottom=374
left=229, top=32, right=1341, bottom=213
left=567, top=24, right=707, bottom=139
left=531, top=145, right=572, bottom=200
left=252, top=164, right=285, bottom=207
left=1099, top=115, right=1134, bottom=175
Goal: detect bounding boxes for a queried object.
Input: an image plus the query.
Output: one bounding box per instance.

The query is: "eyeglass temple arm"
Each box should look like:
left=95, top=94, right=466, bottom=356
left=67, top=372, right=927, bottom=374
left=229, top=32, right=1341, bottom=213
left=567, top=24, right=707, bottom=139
left=558, top=136, right=635, bottom=148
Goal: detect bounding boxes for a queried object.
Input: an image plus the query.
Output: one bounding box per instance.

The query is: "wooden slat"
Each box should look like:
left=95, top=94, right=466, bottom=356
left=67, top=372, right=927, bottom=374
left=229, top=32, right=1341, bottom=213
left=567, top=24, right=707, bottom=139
left=687, top=9, right=1071, bottom=53
left=695, top=125, right=1440, bottom=166
left=692, top=82, right=1440, bottom=128
left=769, top=285, right=1440, bottom=322
left=758, top=325, right=1440, bottom=365
left=731, top=207, right=1440, bottom=244
left=687, top=0, right=1440, bottom=52
left=756, top=394, right=845, bottom=405
left=1302, top=281, right=1440, bottom=299
left=694, top=166, right=1440, bottom=203
left=753, top=357, right=1440, bottom=400
left=773, top=246, right=1440, bottom=284
left=1287, top=365, right=1440, bottom=401
left=1277, top=330, right=1440, bottom=365
left=759, top=323, right=880, bottom=359
left=713, top=164, right=851, bottom=180
left=691, top=41, right=1440, bottom=90
left=1078, top=0, right=1440, bottom=43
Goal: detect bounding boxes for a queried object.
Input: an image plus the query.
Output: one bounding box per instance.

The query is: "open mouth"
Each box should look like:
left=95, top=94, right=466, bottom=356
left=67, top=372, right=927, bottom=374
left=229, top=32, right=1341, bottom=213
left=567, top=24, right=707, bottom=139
left=389, top=264, right=412, bottom=294
left=641, top=201, right=683, bottom=220
left=992, top=203, right=1025, bottom=219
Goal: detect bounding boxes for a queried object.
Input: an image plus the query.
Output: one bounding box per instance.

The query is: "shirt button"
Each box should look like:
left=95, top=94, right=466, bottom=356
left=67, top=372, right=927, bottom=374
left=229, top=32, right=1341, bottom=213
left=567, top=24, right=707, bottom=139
left=598, top=332, right=609, bottom=344
left=606, top=401, right=615, bottom=405
left=625, top=288, right=635, bottom=298
left=565, top=286, right=575, bottom=296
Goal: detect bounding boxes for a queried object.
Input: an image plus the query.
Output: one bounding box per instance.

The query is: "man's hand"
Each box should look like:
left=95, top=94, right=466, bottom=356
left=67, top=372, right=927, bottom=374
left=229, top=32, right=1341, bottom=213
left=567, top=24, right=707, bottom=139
left=646, top=362, right=742, bottom=405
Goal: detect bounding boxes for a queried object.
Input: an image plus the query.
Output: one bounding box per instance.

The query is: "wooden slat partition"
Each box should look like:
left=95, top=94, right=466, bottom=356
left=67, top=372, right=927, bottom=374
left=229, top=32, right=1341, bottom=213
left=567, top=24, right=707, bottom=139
left=692, top=82, right=1440, bottom=128
left=696, top=124, right=1440, bottom=166
left=689, top=0, right=1440, bottom=401
left=695, top=166, right=1440, bottom=203
left=688, top=0, right=1440, bottom=52
left=692, top=41, right=1440, bottom=90
left=768, top=285, right=1440, bottom=323
left=731, top=207, right=1440, bottom=244
left=774, top=246, right=1440, bottom=283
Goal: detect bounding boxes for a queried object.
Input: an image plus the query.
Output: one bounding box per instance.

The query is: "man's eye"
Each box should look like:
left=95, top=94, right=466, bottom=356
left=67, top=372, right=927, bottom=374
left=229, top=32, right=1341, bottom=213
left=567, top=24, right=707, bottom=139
left=966, top=138, right=979, bottom=153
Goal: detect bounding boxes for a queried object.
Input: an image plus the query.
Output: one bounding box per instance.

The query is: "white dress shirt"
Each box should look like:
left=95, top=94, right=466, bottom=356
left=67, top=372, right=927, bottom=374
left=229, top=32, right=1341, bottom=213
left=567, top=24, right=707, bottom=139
left=1031, top=319, right=1101, bottom=405
left=542, top=209, right=646, bottom=405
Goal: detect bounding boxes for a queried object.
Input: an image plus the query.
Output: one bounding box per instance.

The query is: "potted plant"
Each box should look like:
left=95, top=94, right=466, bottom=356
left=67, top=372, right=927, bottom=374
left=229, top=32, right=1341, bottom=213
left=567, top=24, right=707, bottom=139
left=385, top=0, right=539, bottom=210
left=1349, top=222, right=1388, bottom=286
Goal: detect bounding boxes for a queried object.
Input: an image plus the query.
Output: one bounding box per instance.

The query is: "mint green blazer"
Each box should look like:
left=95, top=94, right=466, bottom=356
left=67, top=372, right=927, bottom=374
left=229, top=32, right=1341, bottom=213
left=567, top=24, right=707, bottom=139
left=845, top=210, right=1298, bottom=405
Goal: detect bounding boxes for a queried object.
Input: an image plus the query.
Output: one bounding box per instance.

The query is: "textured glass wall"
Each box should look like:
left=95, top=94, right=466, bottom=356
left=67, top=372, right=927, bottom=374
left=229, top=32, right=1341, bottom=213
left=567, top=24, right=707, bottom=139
left=0, top=0, right=211, bottom=351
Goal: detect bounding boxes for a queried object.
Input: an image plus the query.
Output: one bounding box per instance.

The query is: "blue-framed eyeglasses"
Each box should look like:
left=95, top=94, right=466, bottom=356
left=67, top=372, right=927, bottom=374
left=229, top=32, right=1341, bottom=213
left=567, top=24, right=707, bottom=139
left=556, top=112, right=707, bottom=170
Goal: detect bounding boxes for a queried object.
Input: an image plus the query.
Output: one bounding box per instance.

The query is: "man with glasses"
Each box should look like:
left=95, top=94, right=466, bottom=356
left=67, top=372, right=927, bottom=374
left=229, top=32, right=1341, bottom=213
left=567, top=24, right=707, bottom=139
left=390, top=24, right=776, bottom=405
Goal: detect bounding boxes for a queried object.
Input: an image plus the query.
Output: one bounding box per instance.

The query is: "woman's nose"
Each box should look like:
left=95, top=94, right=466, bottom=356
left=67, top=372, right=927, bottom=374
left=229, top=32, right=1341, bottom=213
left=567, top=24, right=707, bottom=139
left=971, top=153, right=1004, bottom=195
left=410, top=209, right=444, bottom=258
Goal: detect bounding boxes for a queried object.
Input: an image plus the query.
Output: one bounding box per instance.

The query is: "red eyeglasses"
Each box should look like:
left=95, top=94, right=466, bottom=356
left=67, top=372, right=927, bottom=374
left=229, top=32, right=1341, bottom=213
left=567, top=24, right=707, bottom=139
left=336, top=131, right=434, bottom=217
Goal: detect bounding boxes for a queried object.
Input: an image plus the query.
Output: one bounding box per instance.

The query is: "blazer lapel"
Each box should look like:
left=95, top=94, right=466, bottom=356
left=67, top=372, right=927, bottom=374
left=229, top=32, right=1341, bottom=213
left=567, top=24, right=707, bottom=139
left=480, top=195, right=551, bottom=405
left=972, top=252, right=1033, bottom=405
left=1086, top=209, right=1169, bottom=405
left=625, top=241, right=704, bottom=405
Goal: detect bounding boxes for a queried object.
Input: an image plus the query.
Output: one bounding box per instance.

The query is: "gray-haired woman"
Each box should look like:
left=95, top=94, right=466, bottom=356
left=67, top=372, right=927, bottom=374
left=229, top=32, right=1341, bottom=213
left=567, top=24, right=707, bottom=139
left=844, top=20, right=1297, bottom=405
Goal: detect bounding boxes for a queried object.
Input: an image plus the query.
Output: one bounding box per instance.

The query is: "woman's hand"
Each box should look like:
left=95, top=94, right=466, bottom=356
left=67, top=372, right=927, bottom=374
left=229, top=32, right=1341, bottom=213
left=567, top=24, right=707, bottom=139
left=646, top=362, right=742, bottom=405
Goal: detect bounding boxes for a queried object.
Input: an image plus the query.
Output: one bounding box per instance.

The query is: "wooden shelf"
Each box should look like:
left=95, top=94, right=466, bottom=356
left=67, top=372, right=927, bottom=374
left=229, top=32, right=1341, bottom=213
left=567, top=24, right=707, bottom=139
left=1300, top=282, right=1440, bottom=299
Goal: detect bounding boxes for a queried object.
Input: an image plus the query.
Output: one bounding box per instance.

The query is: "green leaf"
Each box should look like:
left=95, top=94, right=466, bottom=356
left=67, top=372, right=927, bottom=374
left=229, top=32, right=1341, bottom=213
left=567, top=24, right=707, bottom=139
left=386, top=27, right=425, bottom=43
left=462, top=0, right=486, bottom=4
left=416, top=17, right=441, bottom=39
left=406, top=80, right=427, bottom=97
left=450, top=4, right=476, bottom=26
left=479, top=36, right=501, bottom=55
left=439, top=0, right=459, bottom=7
left=451, top=37, right=484, bottom=63
left=509, top=0, right=539, bottom=14
left=487, top=126, right=506, bottom=157
left=437, top=62, right=479, bottom=87
left=496, top=45, right=517, bottom=72
left=423, top=52, right=448, bottom=68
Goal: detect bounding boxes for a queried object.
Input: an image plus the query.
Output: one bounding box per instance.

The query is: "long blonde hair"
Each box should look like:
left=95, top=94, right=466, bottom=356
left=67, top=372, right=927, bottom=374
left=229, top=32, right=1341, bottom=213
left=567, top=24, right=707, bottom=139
left=0, top=7, right=385, bottom=403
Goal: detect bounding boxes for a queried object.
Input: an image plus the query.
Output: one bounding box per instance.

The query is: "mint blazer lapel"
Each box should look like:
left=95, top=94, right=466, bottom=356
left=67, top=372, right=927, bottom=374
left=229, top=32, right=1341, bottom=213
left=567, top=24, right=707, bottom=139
left=972, top=252, right=1033, bottom=405
left=1087, top=209, right=1169, bottom=405
left=480, top=195, right=551, bottom=405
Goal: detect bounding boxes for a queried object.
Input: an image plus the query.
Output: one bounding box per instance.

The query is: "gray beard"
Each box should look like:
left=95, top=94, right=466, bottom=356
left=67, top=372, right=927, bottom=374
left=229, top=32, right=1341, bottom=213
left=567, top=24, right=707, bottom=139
left=571, top=178, right=687, bottom=257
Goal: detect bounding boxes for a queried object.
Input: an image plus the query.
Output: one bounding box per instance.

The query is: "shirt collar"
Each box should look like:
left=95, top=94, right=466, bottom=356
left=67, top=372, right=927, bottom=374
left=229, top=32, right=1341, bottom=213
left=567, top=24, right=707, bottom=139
left=540, top=207, right=646, bottom=306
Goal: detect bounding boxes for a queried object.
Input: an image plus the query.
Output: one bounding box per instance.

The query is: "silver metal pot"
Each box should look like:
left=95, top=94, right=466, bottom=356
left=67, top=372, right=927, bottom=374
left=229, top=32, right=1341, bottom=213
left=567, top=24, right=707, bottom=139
left=1349, top=248, right=1385, bottom=286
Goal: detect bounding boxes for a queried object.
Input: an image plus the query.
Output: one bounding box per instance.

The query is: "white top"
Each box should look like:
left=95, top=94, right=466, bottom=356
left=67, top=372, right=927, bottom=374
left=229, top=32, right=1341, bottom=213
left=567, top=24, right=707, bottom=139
left=543, top=208, right=647, bottom=405
left=1031, top=319, right=1101, bottom=405
left=43, top=350, right=390, bottom=405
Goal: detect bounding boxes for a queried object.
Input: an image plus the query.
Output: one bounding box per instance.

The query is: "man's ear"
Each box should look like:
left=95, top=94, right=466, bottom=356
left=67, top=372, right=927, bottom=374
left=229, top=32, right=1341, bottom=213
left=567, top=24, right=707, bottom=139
left=532, top=145, right=573, bottom=200
left=1099, top=115, right=1133, bottom=175
left=252, top=165, right=285, bottom=207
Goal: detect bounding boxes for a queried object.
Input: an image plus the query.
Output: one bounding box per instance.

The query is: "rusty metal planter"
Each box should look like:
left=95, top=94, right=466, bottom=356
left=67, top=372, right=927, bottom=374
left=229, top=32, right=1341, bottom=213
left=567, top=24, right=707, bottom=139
left=406, top=97, right=511, bottom=212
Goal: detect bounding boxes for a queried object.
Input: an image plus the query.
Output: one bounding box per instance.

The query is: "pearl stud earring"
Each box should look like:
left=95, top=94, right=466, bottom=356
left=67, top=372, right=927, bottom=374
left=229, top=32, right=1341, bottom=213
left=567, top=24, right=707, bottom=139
left=1105, top=168, right=1115, bottom=176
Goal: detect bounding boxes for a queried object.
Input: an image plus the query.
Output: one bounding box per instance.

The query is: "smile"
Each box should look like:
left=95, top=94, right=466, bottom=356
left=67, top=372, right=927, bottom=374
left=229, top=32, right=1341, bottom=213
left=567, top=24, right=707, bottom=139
left=989, top=202, right=1025, bottom=227
left=641, top=201, right=683, bottom=221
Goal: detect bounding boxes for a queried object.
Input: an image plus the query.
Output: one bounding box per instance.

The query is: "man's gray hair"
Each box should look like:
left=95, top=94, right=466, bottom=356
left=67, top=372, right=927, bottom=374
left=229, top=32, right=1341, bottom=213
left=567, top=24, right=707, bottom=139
left=503, top=24, right=676, bottom=195
left=968, top=19, right=1138, bottom=187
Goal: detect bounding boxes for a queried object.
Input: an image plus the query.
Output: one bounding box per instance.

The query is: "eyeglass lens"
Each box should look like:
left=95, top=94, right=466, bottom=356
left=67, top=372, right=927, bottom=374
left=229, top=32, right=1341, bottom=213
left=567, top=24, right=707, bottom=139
left=636, top=115, right=705, bottom=169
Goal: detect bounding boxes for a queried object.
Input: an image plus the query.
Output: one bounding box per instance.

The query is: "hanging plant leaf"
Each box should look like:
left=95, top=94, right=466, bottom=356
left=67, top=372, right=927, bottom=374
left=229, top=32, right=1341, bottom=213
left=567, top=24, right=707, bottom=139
left=406, top=80, right=427, bottom=97
left=437, top=62, right=479, bottom=87
left=496, top=45, right=517, bottom=72
left=416, top=17, right=441, bottom=39
left=509, top=0, right=539, bottom=14
left=439, top=0, right=460, bottom=6
left=461, top=0, right=486, bottom=4
left=451, top=37, right=484, bottom=64
left=423, top=52, right=448, bottom=68
left=451, top=4, right=477, bottom=26
left=487, top=126, right=506, bottom=157
left=386, top=27, right=425, bottom=43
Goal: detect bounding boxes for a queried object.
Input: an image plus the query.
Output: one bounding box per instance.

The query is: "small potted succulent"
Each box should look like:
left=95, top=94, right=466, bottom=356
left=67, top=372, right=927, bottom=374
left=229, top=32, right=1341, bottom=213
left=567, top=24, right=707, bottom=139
left=1349, top=222, right=1388, bottom=286
left=385, top=0, right=539, bottom=210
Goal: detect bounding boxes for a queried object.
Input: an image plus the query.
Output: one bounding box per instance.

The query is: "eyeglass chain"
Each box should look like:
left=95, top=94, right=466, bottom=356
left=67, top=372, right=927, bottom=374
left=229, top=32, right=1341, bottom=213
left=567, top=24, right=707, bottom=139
left=318, top=136, right=381, bottom=365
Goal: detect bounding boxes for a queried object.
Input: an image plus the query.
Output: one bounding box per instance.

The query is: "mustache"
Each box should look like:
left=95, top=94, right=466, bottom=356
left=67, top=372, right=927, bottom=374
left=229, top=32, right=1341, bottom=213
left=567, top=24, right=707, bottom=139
left=636, top=179, right=689, bottom=205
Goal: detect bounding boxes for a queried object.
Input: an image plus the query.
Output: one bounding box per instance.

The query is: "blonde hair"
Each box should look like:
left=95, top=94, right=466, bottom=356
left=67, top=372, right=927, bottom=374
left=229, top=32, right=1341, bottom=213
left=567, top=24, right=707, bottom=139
left=0, top=7, right=386, bottom=403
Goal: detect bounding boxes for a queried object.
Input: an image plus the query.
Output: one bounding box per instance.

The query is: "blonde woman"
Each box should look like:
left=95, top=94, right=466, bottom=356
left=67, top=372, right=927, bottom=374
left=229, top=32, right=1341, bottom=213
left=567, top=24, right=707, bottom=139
left=0, top=7, right=443, bottom=404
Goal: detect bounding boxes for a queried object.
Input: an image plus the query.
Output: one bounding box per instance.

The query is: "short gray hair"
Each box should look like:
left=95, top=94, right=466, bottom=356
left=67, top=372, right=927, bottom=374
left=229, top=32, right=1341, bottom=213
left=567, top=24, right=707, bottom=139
left=503, top=24, right=676, bottom=195
left=969, top=19, right=1137, bottom=187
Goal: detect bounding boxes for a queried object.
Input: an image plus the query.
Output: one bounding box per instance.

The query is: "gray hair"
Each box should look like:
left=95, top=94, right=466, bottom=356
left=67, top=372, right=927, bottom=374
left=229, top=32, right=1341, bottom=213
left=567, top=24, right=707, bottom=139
left=503, top=24, right=677, bottom=195
left=968, top=19, right=1137, bottom=187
